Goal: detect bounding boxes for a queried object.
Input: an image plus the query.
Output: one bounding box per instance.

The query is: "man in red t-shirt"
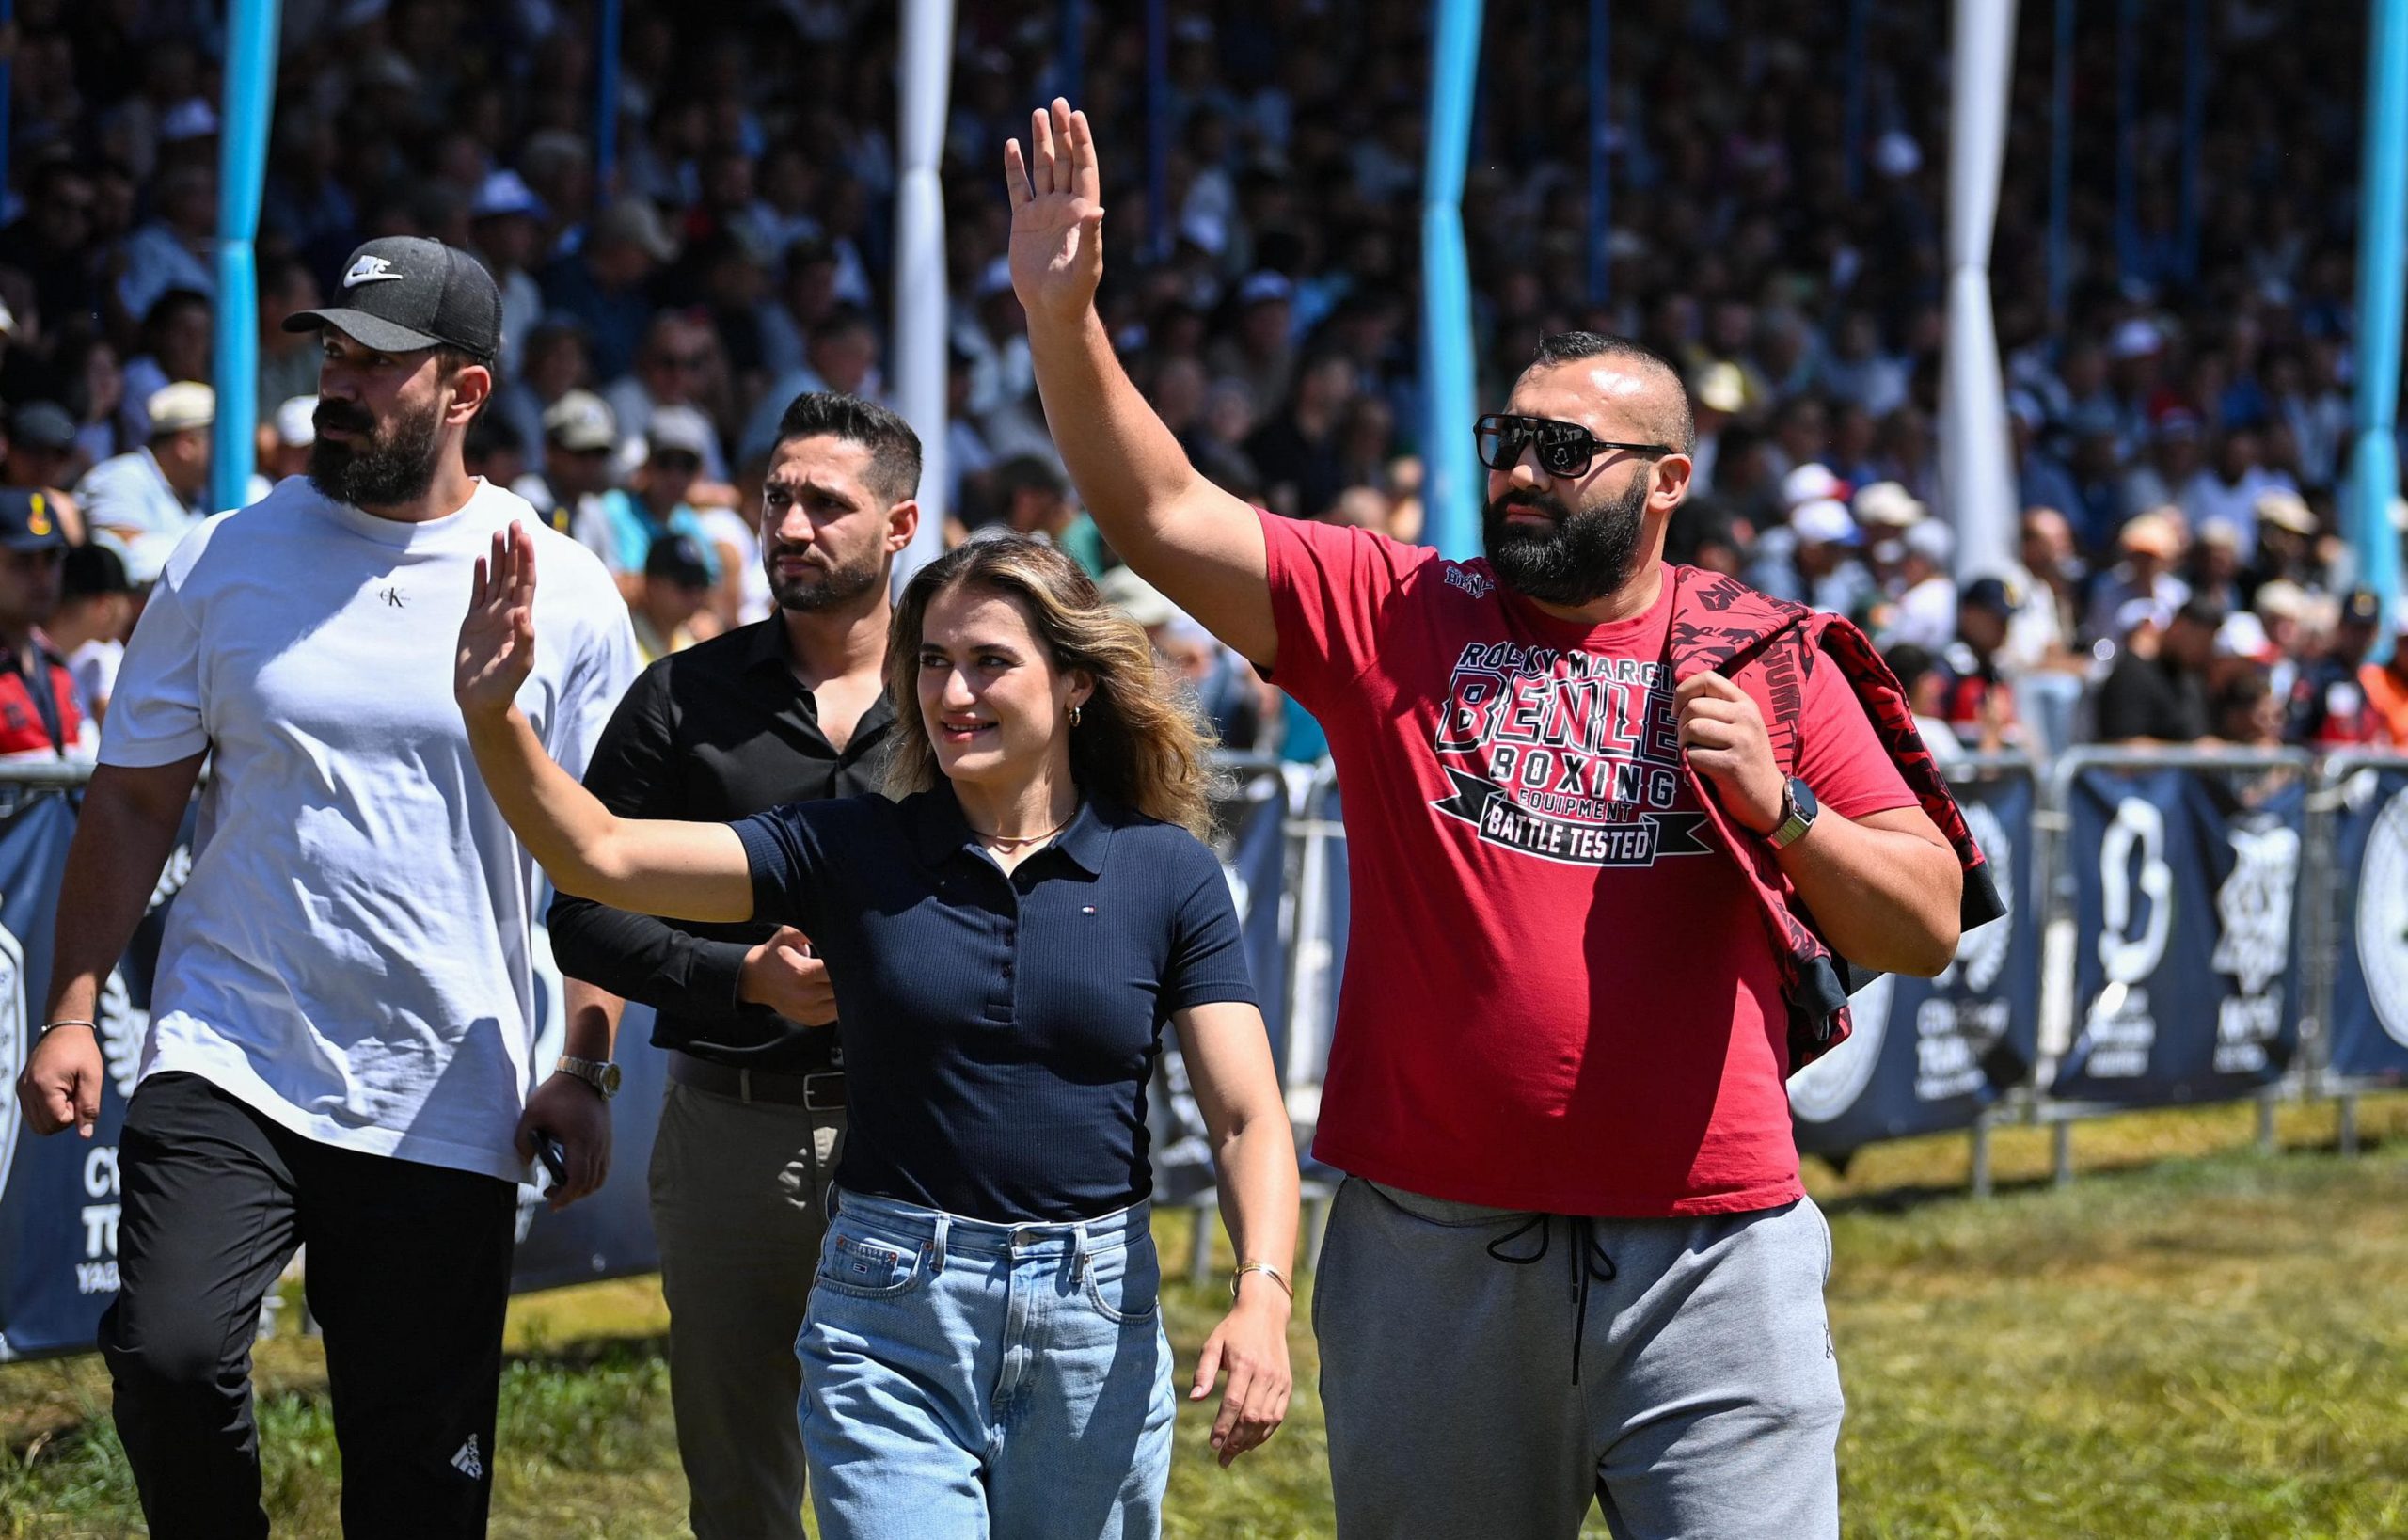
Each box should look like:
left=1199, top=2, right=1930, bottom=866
left=1006, top=102, right=1964, bottom=1537
left=0, top=488, right=93, bottom=761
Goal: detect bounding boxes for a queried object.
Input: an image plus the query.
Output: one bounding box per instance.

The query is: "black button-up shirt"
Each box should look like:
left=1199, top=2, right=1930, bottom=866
left=547, top=616, right=895, bottom=1072
left=733, top=788, right=1257, bottom=1222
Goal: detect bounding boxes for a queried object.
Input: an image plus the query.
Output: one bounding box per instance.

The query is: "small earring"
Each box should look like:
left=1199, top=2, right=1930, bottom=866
left=1068, top=703, right=1084, bottom=727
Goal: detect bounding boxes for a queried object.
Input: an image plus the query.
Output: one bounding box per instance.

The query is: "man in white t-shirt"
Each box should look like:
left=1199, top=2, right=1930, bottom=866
left=15, top=237, right=638, bottom=1540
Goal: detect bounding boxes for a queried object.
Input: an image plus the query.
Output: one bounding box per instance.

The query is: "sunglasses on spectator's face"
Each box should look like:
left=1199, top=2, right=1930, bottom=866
left=1474, top=413, right=1673, bottom=479
left=654, top=351, right=711, bottom=372
left=651, top=452, right=702, bottom=474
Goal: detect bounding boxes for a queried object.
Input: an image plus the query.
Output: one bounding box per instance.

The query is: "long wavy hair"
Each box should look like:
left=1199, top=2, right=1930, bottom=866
left=883, top=535, right=1219, bottom=839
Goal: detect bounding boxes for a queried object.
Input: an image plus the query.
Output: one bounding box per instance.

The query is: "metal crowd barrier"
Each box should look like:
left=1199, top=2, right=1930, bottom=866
left=8, top=738, right=2404, bottom=1326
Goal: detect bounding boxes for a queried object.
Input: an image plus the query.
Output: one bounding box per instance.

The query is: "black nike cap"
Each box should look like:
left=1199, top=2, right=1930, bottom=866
left=284, top=237, right=502, bottom=361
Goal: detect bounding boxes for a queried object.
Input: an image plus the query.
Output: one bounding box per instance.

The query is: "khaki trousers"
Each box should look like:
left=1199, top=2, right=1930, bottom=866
left=648, top=1077, right=846, bottom=1540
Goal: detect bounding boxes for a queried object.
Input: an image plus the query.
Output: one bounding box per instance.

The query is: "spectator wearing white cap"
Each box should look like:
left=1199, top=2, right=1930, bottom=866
left=75, top=382, right=224, bottom=545
left=1883, top=519, right=1959, bottom=651
left=1852, top=479, right=1925, bottom=535
left=587, top=406, right=726, bottom=607
left=265, top=394, right=319, bottom=483
left=515, top=389, right=620, bottom=540
left=1747, top=496, right=1877, bottom=617
left=468, top=170, right=550, bottom=383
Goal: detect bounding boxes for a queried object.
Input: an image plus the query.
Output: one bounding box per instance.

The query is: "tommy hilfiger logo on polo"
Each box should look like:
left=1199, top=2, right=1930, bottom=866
left=343, top=254, right=405, bottom=288
left=450, top=1435, right=483, bottom=1480
left=1430, top=640, right=1711, bottom=868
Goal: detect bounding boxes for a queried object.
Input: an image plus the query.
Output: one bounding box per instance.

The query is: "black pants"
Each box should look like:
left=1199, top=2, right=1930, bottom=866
left=100, top=1072, right=519, bottom=1540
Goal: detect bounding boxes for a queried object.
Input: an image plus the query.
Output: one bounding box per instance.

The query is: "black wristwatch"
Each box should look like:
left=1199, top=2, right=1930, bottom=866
left=556, top=1056, right=622, bottom=1100
left=1765, top=777, right=1820, bottom=849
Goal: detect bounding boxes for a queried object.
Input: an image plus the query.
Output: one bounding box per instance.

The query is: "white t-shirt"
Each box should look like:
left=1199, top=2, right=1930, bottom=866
left=101, top=477, right=639, bottom=1183
left=68, top=637, right=123, bottom=717
left=1889, top=575, right=1960, bottom=651
left=694, top=504, right=770, bottom=624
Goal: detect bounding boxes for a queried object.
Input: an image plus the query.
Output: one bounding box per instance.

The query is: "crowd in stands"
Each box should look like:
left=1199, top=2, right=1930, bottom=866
left=7, top=0, right=2408, bottom=764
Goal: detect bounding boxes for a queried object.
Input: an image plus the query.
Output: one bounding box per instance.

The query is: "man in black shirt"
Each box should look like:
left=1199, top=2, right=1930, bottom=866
left=547, top=393, right=920, bottom=1540
left=2094, top=596, right=2220, bottom=743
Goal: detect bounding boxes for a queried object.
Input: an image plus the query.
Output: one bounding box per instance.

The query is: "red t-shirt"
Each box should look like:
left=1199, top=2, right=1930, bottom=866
left=0, top=643, right=87, bottom=760
left=1262, top=514, right=1916, bottom=1216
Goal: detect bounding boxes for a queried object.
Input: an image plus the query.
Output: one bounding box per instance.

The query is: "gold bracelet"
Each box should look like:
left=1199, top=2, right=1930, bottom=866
left=1230, top=1261, right=1293, bottom=1301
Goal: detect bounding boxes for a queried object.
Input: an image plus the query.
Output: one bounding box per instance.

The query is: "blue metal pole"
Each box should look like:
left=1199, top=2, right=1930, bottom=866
left=1058, top=0, right=1082, bottom=106
left=212, top=0, right=280, bottom=515
left=595, top=0, right=623, bottom=198
left=2350, top=0, right=2408, bottom=664
left=2178, top=0, right=2206, bottom=285
left=1587, top=0, right=1609, bottom=305
left=2115, top=0, right=2139, bottom=278
left=1842, top=0, right=1869, bottom=200
left=2050, top=0, right=2075, bottom=317
left=1423, top=0, right=1483, bottom=561
left=1146, top=0, right=1169, bottom=260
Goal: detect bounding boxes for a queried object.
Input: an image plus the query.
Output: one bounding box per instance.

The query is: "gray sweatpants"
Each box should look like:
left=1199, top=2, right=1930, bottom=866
left=1313, top=1177, right=1844, bottom=1540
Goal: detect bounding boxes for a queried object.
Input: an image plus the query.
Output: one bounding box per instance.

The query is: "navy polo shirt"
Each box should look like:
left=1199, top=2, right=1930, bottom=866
left=731, top=787, right=1259, bottom=1223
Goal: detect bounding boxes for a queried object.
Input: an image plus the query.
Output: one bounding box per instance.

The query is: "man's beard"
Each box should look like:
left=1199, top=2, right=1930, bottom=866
left=1482, top=475, right=1650, bottom=607
left=767, top=539, right=883, bottom=612
left=308, top=396, right=445, bottom=508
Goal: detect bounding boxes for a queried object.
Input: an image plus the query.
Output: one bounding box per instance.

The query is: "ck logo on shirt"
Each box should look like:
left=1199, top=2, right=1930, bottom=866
left=380, top=586, right=406, bottom=609
left=1430, top=641, right=1712, bottom=868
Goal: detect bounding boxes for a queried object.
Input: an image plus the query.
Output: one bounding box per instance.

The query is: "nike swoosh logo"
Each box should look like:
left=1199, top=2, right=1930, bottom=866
left=343, top=273, right=405, bottom=287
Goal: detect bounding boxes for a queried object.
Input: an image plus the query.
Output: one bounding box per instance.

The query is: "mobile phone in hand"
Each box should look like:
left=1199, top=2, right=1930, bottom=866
left=535, top=1132, right=568, bottom=1187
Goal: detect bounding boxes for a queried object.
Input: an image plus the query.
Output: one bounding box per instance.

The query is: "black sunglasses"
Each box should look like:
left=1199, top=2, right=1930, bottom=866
left=1474, top=413, right=1673, bottom=479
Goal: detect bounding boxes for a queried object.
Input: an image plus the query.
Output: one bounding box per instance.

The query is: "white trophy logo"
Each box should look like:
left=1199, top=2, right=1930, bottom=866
left=0, top=905, right=28, bottom=1209
left=2359, top=785, right=2408, bottom=1050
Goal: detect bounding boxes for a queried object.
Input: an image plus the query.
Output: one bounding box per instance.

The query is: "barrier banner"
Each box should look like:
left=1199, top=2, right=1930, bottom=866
left=1149, top=772, right=1293, bottom=1204
left=2052, top=766, right=2305, bottom=1104
left=0, top=791, right=189, bottom=1362
left=2325, top=763, right=2408, bottom=1082
left=1790, top=769, right=2041, bottom=1152
left=0, top=830, right=677, bottom=1357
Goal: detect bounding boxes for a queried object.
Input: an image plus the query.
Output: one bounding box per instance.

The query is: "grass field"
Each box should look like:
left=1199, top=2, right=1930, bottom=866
left=7, top=1092, right=2408, bottom=1538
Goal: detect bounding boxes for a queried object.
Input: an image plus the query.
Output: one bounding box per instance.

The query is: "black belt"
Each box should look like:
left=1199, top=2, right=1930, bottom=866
left=667, top=1050, right=846, bottom=1111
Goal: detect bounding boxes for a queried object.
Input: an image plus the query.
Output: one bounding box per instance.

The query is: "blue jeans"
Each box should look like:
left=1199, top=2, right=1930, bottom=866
left=799, top=1187, right=1176, bottom=1540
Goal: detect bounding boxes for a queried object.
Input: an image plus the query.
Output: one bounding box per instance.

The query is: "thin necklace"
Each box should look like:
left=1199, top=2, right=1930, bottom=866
left=972, top=807, right=1078, bottom=849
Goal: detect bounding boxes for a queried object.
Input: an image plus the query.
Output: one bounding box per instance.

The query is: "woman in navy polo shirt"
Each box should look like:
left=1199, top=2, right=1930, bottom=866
left=454, top=527, right=1298, bottom=1539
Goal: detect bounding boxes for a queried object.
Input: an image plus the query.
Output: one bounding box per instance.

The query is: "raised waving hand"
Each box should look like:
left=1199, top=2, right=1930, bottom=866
left=1006, top=99, right=1106, bottom=328
left=456, top=522, right=539, bottom=721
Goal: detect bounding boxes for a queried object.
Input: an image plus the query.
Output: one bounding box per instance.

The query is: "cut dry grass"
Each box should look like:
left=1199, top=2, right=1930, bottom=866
left=6, top=1093, right=2406, bottom=1538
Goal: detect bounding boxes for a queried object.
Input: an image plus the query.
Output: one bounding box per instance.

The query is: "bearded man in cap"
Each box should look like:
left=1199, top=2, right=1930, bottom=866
left=16, top=238, right=638, bottom=1540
